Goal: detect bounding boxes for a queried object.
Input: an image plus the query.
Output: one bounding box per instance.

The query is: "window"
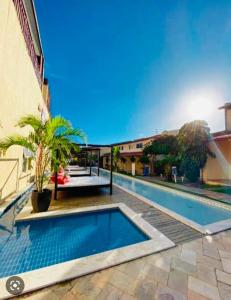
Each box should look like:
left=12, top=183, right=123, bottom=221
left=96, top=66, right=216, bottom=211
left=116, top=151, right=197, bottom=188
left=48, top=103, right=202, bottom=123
left=22, top=148, right=34, bottom=173
left=28, top=157, right=33, bottom=170
left=22, top=155, right=27, bottom=173
left=136, top=143, right=143, bottom=149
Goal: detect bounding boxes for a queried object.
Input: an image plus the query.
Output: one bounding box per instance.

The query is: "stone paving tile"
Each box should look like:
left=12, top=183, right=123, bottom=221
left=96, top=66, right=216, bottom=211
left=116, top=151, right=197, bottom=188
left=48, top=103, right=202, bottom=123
left=211, top=234, right=227, bottom=250
left=116, top=258, right=147, bottom=279
left=108, top=269, right=136, bottom=291
left=180, top=248, right=197, bottom=266
left=70, top=273, right=101, bottom=298
left=19, top=289, right=60, bottom=300
left=60, top=291, right=76, bottom=300
left=147, top=253, right=172, bottom=273
left=217, top=282, right=231, bottom=300
left=171, top=257, right=197, bottom=274
left=120, top=293, right=137, bottom=300
left=167, top=269, right=188, bottom=295
left=197, top=254, right=223, bottom=270
left=160, top=245, right=182, bottom=259
left=52, top=283, right=73, bottom=298
left=130, top=279, right=158, bottom=299
left=219, top=249, right=231, bottom=260
left=155, top=286, right=187, bottom=300
left=222, top=236, right=231, bottom=251
left=90, top=268, right=115, bottom=289
left=145, top=264, right=169, bottom=285
left=97, top=283, right=123, bottom=300
left=188, top=289, right=209, bottom=300
left=216, top=269, right=231, bottom=285
left=196, top=263, right=217, bottom=286
left=221, top=258, right=231, bottom=274
left=203, top=237, right=220, bottom=259
left=76, top=285, right=102, bottom=299
left=188, top=276, right=221, bottom=300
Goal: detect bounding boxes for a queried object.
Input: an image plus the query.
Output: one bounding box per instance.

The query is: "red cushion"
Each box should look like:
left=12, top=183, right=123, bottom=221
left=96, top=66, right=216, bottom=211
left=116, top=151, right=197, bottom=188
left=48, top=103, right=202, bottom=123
left=50, top=175, right=70, bottom=184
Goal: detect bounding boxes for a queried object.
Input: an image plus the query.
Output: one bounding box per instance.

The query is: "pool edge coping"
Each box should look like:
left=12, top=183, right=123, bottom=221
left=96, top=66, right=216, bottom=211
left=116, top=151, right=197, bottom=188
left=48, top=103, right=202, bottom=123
left=0, top=203, right=175, bottom=299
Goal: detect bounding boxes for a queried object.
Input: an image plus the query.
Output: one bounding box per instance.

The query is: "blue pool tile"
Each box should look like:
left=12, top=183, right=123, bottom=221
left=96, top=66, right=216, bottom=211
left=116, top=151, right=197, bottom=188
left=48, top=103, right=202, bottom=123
left=0, top=209, right=148, bottom=278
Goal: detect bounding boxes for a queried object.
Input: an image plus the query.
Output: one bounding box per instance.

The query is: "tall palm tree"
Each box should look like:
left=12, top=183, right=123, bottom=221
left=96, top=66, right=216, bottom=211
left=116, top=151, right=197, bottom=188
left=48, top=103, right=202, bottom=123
left=113, top=146, right=120, bottom=171
left=0, top=115, right=85, bottom=192
left=178, top=120, right=214, bottom=182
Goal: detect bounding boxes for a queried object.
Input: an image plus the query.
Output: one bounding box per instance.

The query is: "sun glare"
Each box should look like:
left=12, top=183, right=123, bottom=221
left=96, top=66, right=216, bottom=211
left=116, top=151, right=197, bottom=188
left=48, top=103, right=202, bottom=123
left=180, top=90, right=221, bottom=122
left=187, top=97, right=214, bottom=120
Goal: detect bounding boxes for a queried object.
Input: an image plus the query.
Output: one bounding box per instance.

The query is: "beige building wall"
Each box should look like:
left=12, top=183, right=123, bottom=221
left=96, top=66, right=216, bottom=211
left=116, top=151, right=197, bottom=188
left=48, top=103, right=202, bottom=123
left=116, top=131, right=178, bottom=175
left=118, top=138, right=153, bottom=153
left=226, top=109, right=231, bottom=131
left=0, top=0, right=49, bottom=201
left=115, top=137, right=157, bottom=175
left=203, top=139, right=231, bottom=182
left=117, top=158, right=144, bottom=175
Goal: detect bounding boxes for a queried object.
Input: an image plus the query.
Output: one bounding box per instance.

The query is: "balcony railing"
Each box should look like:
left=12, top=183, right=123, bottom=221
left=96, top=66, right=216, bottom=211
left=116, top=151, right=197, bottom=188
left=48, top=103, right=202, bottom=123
left=13, top=0, right=43, bottom=87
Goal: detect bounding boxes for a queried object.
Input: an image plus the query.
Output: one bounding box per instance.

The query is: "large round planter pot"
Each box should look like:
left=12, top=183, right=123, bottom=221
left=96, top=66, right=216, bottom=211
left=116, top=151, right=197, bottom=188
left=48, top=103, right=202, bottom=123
left=31, top=189, right=52, bottom=213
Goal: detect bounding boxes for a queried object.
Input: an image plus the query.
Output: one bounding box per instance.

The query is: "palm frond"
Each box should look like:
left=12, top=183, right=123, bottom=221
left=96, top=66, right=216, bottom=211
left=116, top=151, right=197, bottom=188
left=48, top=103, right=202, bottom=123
left=0, top=135, right=35, bottom=153
left=17, top=115, right=43, bottom=132
left=57, top=128, right=86, bottom=142
left=1, top=113, right=86, bottom=191
left=46, top=116, right=72, bottom=137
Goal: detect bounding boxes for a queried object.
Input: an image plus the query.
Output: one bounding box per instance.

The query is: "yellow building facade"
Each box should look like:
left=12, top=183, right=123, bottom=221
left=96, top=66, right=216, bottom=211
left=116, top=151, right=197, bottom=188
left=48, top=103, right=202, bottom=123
left=115, top=136, right=157, bottom=175
left=0, top=0, right=49, bottom=201
left=105, top=130, right=178, bottom=176
left=203, top=103, right=231, bottom=184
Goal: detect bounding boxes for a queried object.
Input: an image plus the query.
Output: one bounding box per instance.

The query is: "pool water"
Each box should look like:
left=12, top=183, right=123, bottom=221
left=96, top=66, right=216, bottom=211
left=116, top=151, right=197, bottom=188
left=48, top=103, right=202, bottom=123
left=99, top=169, right=231, bottom=226
left=0, top=209, right=148, bottom=278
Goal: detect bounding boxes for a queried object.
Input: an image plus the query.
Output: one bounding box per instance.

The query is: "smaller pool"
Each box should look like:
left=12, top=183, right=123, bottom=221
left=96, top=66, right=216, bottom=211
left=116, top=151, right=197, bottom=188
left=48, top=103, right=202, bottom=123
left=0, top=208, right=149, bottom=278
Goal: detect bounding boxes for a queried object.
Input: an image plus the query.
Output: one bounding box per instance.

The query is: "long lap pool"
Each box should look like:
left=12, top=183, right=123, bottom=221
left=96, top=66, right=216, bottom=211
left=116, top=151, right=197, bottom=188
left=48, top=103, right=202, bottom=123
left=99, top=169, right=231, bottom=230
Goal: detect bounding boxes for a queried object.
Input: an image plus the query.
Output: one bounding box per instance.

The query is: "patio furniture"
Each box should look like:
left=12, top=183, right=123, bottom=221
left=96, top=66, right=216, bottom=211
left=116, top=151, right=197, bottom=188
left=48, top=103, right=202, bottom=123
left=54, top=144, right=113, bottom=200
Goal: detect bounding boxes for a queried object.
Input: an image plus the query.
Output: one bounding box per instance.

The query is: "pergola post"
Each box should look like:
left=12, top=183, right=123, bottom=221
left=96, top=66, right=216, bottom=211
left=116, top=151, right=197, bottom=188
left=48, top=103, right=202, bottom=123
left=98, top=149, right=100, bottom=176
left=54, top=149, right=59, bottom=200
left=84, top=151, right=87, bottom=168
left=90, top=150, right=92, bottom=176
left=110, top=146, right=113, bottom=195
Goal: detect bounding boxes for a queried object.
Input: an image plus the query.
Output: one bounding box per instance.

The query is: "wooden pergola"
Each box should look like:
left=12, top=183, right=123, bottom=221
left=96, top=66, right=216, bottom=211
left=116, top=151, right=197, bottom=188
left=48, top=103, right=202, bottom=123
left=54, top=144, right=113, bottom=200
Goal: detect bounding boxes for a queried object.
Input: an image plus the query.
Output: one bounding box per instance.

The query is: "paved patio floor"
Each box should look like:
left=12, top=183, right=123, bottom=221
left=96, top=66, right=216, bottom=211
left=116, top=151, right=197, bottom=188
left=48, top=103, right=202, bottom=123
left=17, top=187, right=231, bottom=300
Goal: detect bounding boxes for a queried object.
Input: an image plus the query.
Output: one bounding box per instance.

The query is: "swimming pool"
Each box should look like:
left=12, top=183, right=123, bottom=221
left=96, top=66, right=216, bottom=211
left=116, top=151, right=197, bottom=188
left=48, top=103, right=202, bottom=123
left=0, top=204, right=174, bottom=297
left=99, top=169, right=231, bottom=233
left=0, top=208, right=148, bottom=278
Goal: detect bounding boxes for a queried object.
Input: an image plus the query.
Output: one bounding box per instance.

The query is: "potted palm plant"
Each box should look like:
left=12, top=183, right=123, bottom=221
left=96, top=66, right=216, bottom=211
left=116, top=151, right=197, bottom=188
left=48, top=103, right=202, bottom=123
left=0, top=115, right=84, bottom=212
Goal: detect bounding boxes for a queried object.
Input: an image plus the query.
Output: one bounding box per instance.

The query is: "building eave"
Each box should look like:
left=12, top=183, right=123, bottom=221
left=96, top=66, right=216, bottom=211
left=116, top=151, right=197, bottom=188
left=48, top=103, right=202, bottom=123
left=112, top=134, right=161, bottom=146
left=23, top=0, right=43, bottom=56
left=212, top=134, right=231, bottom=141
left=31, top=0, right=44, bottom=55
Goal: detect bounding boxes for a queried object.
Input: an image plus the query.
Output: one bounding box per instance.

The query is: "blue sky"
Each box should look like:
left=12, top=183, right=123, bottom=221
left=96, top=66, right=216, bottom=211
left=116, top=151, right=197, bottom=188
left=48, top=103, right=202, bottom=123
left=35, top=0, right=231, bottom=144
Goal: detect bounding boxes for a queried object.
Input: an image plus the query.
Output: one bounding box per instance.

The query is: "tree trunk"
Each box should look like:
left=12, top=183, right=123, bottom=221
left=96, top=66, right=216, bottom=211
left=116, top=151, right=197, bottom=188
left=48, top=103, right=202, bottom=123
left=200, top=168, right=204, bottom=184
left=149, top=155, right=155, bottom=176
